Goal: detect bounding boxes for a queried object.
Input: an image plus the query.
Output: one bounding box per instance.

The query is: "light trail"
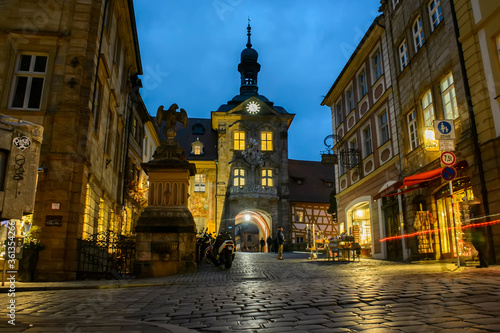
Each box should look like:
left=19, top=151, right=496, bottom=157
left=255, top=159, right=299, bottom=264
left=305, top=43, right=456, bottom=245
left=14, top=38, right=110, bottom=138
left=379, top=219, right=500, bottom=242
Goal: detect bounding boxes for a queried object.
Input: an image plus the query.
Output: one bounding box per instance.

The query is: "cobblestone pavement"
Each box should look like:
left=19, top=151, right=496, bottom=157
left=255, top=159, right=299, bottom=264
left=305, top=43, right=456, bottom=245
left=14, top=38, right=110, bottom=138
left=1, top=252, right=500, bottom=332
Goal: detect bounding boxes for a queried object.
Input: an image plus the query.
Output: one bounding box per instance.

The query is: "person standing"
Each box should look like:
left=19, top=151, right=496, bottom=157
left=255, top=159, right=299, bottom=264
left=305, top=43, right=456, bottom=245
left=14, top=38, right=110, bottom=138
left=266, top=236, right=273, bottom=253
left=277, top=226, right=285, bottom=260
left=260, top=238, right=265, bottom=252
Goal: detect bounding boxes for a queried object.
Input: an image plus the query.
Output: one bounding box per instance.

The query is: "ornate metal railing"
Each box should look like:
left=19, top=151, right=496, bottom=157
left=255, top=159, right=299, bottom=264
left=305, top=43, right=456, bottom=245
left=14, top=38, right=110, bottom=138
left=76, top=231, right=136, bottom=280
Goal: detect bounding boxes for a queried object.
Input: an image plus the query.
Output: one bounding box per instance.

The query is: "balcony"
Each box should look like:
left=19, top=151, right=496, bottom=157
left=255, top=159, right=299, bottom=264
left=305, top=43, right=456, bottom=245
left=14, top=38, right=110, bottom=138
left=229, top=185, right=278, bottom=200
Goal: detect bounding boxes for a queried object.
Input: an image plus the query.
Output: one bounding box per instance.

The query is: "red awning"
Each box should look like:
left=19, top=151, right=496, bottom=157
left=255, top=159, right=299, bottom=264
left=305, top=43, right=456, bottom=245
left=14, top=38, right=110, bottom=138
left=401, top=168, right=443, bottom=188
left=372, top=160, right=468, bottom=200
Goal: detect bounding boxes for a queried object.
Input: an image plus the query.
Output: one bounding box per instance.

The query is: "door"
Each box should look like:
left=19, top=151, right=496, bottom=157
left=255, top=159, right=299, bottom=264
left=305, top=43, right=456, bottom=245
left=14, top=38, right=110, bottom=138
left=382, top=196, right=402, bottom=260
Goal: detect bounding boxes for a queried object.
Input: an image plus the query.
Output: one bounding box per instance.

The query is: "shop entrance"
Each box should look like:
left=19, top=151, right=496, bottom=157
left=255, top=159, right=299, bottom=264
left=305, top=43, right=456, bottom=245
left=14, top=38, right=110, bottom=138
left=435, top=178, right=474, bottom=259
left=382, top=195, right=402, bottom=260
left=346, top=201, right=372, bottom=257
left=234, top=210, right=271, bottom=252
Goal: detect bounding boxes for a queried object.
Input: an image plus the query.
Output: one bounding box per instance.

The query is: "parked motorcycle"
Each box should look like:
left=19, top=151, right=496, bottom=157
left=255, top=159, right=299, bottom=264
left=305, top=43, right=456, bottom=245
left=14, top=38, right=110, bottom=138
left=204, top=229, right=235, bottom=269
left=195, top=228, right=213, bottom=264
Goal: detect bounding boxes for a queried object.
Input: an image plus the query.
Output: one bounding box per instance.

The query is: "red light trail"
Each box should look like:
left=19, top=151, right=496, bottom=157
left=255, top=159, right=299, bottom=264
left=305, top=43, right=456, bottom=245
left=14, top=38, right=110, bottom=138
left=379, top=219, right=500, bottom=242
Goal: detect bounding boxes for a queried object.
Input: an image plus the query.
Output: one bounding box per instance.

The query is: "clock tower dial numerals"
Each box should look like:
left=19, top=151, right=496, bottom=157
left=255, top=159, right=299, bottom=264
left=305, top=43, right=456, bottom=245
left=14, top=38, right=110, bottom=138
left=246, top=101, right=261, bottom=114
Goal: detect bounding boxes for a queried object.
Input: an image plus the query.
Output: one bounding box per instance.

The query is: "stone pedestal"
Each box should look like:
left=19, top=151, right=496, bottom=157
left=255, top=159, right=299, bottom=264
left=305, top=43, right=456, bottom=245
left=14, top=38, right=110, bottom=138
left=134, top=157, right=197, bottom=278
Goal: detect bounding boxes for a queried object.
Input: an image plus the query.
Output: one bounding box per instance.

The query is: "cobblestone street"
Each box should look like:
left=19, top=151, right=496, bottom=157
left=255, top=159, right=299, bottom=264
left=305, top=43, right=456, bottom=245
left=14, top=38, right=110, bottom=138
left=1, top=252, right=500, bottom=332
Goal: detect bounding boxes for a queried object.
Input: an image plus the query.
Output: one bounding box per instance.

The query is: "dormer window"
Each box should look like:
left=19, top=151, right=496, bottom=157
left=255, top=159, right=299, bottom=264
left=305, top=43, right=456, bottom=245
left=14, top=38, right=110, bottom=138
left=192, top=123, right=205, bottom=135
left=190, top=138, right=204, bottom=156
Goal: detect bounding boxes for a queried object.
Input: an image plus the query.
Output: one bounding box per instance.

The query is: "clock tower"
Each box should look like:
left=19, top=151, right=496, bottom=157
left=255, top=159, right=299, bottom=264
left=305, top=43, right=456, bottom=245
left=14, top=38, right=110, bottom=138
left=209, top=22, right=294, bottom=247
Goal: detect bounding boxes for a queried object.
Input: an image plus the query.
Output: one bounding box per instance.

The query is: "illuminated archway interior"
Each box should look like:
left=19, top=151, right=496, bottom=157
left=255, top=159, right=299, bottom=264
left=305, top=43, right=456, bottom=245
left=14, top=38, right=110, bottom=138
left=234, top=210, right=272, bottom=251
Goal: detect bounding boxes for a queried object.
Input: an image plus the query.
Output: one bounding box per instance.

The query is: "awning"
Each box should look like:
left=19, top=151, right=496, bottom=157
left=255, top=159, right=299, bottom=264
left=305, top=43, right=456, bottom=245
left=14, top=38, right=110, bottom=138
left=373, top=160, right=468, bottom=200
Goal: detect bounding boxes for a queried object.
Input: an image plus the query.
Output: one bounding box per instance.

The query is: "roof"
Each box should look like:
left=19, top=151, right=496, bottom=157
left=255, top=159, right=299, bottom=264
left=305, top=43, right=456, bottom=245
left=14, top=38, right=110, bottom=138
left=174, top=118, right=218, bottom=161
left=288, top=159, right=335, bottom=203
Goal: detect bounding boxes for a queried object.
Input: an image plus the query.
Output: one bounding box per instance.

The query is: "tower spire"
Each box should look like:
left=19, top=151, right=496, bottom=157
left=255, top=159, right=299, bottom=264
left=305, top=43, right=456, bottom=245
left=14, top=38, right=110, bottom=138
left=246, top=18, right=252, bottom=48
left=238, top=20, right=260, bottom=95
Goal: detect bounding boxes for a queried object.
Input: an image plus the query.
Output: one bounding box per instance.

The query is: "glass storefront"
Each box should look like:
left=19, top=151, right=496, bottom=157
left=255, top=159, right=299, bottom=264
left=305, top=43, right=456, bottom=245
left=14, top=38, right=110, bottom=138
left=349, top=202, right=371, bottom=256
left=434, top=178, right=474, bottom=259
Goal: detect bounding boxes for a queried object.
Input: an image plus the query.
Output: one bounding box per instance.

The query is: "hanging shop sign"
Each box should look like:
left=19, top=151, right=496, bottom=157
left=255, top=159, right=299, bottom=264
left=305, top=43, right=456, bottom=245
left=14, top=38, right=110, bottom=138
left=440, top=151, right=456, bottom=166
left=441, top=166, right=457, bottom=181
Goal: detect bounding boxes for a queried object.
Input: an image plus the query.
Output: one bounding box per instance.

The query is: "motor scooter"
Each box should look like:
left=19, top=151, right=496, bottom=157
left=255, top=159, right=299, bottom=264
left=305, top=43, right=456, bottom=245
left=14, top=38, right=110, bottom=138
left=204, top=229, right=235, bottom=269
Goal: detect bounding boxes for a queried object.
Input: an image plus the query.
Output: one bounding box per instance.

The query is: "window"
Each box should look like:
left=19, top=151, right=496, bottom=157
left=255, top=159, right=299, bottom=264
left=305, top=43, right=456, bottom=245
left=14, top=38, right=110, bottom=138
left=261, top=169, right=273, bottom=187
left=349, top=138, right=358, bottom=167
left=421, top=90, right=435, bottom=127
left=233, top=168, right=245, bottom=187
left=413, top=16, right=424, bottom=51
left=379, top=111, right=390, bottom=144
left=407, top=110, right=419, bottom=151
left=335, top=100, right=343, bottom=127
left=261, top=131, right=273, bottom=151
left=113, top=36, right=122, bottom=65
left=234, top=131, right=245, bottom=150
left=93, top=81, right=103, bottom=133
left=428, top=0, right=443, bottom=31
left=296, top=236, right=304, bottom=243
left=346, top=87, right=354, bottom=112
left=399, top=40, right=409, bottom=71
left=10, top=54, right=48, bottom=110
left=363, top=126, right=373, bottom=157
left=358, top=69, right=367, bottom=98
left=104, top=109, right=113, bottom=155
left=441, top=73, right=458, bottom=119
left=372, top=50, right=383, bottom=81
left=194, top=174, right=206, bottom=192
left=296, top=211, right=304, bottom=222
left=190, top=138, right=204, bottom=155
left=339, top=148, right=346, bottom=176
left=392, top=0, right=399, bottom=10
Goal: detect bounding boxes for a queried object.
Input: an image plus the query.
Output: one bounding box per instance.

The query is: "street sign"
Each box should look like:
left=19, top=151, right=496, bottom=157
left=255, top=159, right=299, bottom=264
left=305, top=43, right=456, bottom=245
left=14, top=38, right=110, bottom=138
left=439, top=139, right=455, bottom=151
left=434, top=120, right=456, bottom=140
left=440, top=151, right=456, bottom=166
left=441, top=166, right=457, bottom=181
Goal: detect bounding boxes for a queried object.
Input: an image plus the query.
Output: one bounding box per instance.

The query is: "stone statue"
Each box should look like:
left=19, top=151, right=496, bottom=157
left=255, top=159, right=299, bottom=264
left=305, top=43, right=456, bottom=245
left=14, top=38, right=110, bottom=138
left=156, top=103, right=188, bottom=139
left=153, top=103, right=189, bottom=160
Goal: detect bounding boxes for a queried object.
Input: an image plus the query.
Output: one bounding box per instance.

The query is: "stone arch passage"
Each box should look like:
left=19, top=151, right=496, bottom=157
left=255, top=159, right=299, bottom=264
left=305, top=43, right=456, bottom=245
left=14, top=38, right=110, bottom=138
left=235, top=210, right=272, bottom=252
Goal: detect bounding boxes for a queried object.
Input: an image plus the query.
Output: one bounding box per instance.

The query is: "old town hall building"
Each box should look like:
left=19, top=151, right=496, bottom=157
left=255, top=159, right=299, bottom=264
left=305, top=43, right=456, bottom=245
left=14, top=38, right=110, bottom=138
left=175, top=24, right=337, bottom=250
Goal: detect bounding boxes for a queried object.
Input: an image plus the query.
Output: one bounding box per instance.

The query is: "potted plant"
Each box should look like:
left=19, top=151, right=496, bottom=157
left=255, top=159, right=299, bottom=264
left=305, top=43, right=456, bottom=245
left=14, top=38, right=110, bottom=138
left=18, top=225, right=45, bottom=282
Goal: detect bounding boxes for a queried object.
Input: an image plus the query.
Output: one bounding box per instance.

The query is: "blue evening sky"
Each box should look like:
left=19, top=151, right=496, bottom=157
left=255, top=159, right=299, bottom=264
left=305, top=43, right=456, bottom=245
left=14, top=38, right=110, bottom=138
left=133, top=0, right=380, bottom=161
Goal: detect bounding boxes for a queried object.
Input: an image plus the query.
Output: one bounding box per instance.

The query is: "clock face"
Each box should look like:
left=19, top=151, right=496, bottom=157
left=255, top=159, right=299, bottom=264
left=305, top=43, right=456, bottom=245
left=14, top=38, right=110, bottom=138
left=246, top=101, right=261, bottom=114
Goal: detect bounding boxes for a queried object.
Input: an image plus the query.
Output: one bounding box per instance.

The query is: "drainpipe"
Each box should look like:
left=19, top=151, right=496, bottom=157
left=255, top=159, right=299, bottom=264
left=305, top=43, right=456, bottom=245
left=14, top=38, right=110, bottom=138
left=449, top=1, right=495, bottom=264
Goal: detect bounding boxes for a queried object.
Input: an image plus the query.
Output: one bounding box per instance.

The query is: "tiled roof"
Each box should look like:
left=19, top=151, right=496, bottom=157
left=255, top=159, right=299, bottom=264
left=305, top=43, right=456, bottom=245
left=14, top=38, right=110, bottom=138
left=288, top=159, right=335, bottom=203
left=168, top=118, right=218, bottom=161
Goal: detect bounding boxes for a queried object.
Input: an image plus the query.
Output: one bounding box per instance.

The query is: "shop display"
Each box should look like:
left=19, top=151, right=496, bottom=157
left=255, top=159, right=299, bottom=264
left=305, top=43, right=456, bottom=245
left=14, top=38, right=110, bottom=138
left=414, top=211, right=436, bottom=256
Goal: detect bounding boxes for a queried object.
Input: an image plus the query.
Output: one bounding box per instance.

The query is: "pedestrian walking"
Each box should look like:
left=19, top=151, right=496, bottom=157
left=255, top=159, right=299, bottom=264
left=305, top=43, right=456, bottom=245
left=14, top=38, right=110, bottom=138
left=277, top=226, right=285, bottom=260
left=260, top=238, right=265, bottom=252
left=266, top=235, right=273, bottom=253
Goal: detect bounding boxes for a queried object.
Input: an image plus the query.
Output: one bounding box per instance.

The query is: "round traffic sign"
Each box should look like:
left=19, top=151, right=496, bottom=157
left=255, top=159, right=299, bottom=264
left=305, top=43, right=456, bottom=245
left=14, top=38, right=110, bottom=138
left=437, top=121, right=452, bottom=135
left=440, top=151, right=456, bottom=166
left=441, top=166, right=457, bottom=181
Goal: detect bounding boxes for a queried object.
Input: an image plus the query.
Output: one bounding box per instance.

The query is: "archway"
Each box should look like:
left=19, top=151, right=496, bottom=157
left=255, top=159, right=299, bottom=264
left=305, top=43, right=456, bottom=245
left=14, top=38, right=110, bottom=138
left=234, top=210, right=272, bottom=252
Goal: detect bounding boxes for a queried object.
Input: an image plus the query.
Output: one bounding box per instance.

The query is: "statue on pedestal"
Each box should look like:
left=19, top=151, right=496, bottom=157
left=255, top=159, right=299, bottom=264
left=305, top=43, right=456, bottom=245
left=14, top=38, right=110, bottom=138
left=154, top=103, right=188, bottom=160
